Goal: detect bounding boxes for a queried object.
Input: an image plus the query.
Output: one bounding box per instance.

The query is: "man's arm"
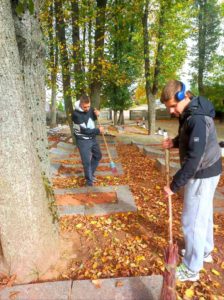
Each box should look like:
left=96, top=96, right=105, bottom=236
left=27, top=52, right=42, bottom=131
left=170, top=116, right=206, bottom=193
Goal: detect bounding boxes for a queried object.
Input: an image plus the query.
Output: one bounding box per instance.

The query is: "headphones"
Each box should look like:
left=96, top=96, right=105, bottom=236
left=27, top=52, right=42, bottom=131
left=175, top=82, right=186, bottom=101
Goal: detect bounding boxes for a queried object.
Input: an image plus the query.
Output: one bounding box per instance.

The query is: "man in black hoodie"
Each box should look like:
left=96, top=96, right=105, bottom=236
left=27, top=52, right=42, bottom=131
left=72, top=95, right=104, bottom=186
left=161, top=80, right=222, bottom=282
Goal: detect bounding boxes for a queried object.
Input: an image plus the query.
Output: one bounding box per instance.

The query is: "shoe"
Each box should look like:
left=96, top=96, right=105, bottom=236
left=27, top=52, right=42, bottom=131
left=176, top=263, right=199, bottom=282
left=92, top=176, right=97, bottom=183
left=181, top=249, right=213, bottom=263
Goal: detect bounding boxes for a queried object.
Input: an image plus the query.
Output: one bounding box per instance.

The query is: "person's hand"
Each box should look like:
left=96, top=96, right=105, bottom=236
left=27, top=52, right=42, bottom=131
left=99, top=126, right=104, bottom=133
left=162, top=138, right=174, bottom=149
left=164, top=185, right=174, bottom=196
left=94, top=108, right=100, bottom=117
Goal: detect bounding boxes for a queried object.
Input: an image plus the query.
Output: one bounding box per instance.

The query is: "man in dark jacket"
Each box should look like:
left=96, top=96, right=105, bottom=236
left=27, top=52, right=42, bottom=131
left=161, top=80, right=222, bottom=282
left=72, top=95, right=104, bottom=186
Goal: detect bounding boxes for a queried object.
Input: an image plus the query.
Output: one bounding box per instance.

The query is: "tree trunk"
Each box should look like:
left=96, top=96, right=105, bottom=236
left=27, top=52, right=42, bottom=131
left=0, top=0, right=58, bottom=283
left=12, top=1, right=51, bottom=176
left=55, top=0, right=75, bottom=142
left=48, top=2, right=58, bottom=128
left=142, top=0, right=154, bottom=135
left=117, top=110, right=124, bottom=125
left=72, top=0, right=84, bottom=99
left=198, top=0, right=206, bottom=95
left=90, top=0, right=107, bottom=108
left=113, top=110, right=118, bottom=125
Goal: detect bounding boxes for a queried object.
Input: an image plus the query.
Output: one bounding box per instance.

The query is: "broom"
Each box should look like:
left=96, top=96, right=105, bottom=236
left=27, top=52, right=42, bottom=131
left=160, top=142, right=179, bottom=300
left=97, top=117, right=118, bottom=174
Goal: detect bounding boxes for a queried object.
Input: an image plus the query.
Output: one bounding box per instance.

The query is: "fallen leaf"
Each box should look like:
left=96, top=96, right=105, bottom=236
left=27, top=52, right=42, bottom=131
left=211, top=269, right=220, bottom=276
left=184, top=288, right=194, bottom=299
left=115, top=281, right=124, bottom=287
left=92, top=279, right=102, bottom=288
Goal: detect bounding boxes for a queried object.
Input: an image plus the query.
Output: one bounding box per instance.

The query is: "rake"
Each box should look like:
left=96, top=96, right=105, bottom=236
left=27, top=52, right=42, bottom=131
left=97, top=118, right=118, bottom=174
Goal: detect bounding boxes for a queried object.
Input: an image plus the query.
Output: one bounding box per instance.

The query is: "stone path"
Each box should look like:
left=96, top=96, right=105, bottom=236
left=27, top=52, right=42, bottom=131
left=55, top=185, right=136, bottom=216
left=0, top=275, right=163, bottom=300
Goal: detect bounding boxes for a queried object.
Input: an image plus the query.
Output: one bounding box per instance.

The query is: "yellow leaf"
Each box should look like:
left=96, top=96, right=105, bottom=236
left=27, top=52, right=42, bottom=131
left=136, top=255, right=145, bottom=262
left=221, top=261, right=224, bottom=269
left=76, top=223, right=83, bottom=229
left=93, top=262, right=98, bottom=269
left=211, top=269, right=220, bottom=276
left=92, top=279, right=101, bottom=288
left=184, top=288, right=194, bottom=298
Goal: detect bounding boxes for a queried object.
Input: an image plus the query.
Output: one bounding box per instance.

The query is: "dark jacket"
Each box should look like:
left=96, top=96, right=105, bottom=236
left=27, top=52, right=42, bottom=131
left=72, top=101, right=100, bottom=140
left=170, top=96, right=222, bottom=193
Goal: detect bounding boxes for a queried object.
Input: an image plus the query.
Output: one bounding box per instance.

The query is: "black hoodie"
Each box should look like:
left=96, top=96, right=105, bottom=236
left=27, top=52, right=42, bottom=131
left=170, top=96, right=222, bottom=193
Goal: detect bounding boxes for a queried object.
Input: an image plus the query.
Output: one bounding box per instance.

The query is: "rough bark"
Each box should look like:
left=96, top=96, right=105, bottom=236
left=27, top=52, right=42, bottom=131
left=12, top=0, right=51, bottom=177
left=48, top=1, right=58, bottom=127
left=71, top=0, right=84, bottom=99
left=0, top=0, right=58, bottom=283
left=90, top=0, right=107, bottom=109
left=142, top=0, right=155, bottom=135
left=55, top=0, right=75, bottom=142
left=198, top=0, right=206, bottom=95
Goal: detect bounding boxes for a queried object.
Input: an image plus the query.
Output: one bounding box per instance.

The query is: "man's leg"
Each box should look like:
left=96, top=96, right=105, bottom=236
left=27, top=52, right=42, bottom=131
left=182, top=175, right=220, bottom=273
left=76, top=139, right=93, bottom=186
left=91, top=139, right=102, bottom=177
left=204, top=175, right=220, bottom=256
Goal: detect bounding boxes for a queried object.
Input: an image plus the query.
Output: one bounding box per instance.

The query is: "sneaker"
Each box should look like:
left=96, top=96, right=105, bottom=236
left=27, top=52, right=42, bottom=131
left=176, top=263, right=199, bottom=282
left=92, top=176, right=97, bottom=183
left=181, top=249, right=213, bottom=263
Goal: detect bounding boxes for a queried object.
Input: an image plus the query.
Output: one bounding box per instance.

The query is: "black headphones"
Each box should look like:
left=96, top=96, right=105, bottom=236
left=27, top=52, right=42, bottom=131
left=175, top=82, right=186, bottom=101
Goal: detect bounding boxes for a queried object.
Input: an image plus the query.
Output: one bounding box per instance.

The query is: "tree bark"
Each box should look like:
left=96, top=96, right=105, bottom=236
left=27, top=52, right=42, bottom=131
left=198, top=0, right=206, bottom=95
left=71, top=0, right=84, bottom=99
left=113, top=110, right=118, bottom=125
left=0, top=0, right=58, bottom=283
left=142, top=0, right=155, bottom=135
left=48, top=1, right=58, bottom=128
left=12, top=0, right=51, bottom=176
left=90, top=0, right=107, bottom=108
left=55, top=0, right=75, bottom=142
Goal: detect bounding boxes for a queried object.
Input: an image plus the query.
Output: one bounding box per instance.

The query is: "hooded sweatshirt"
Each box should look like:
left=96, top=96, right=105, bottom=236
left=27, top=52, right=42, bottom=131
left=72, top=100, right=100, bottom=140
left=170, top=96, right=222, bottom=193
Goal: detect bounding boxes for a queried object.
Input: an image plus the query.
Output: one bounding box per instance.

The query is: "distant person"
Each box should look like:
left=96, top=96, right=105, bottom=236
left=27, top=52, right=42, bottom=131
left=72, top=95, right=104, bottom=186
left=161, top=80, right=222, bottom=282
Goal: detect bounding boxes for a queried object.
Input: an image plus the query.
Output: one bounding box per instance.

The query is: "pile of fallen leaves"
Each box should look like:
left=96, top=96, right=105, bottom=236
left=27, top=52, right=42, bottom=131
left=54, top=143, right=224, bottom=299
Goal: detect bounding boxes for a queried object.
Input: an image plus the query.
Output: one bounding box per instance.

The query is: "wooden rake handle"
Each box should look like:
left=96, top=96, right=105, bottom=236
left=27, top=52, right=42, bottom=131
left=165, top=147, right=173, bottom=245
left=97, top=117, right=113, bottom=162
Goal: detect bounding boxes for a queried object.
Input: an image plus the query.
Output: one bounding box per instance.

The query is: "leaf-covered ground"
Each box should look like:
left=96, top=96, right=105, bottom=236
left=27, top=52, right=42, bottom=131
left=54, top=143, right=224, bottom=299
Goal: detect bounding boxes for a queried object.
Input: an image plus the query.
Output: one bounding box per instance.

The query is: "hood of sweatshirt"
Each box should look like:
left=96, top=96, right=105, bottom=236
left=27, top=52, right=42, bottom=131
left=75, top=100, right=84, bottom=112
left=183, top=96, right=216, bottom=119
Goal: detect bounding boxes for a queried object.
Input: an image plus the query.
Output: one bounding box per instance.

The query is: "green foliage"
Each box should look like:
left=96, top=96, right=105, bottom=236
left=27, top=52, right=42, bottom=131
left=57, top=101, right=65, bottom=112
left=16, top=0, right=34, bottom=15
left=190, top=0, right=222, bottom=90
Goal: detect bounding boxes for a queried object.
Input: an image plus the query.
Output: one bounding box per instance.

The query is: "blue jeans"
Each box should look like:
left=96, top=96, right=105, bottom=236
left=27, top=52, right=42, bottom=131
left=182, top=175, right=220, bottom=272
left=76, top=138, right=102, bottom=186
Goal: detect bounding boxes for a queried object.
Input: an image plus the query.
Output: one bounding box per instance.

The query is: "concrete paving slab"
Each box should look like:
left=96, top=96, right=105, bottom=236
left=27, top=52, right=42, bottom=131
left=0, top=280, right=71, bottom=300
left=49, top=148, right=71, bottom=159
left=155, top=158, right=180, bottom=176
left=55, top=185, right=137, bottom=216
left=143, top=147, right=164, bottom=158
left=72, top=275, right=163, bottom=300
left=57, top=142, right=76, bottom=152
left=50, top=163, right=61, bottom=176
left=0, top=275, right=162, bottom=300
left=55, top=162, right=123, bottom=178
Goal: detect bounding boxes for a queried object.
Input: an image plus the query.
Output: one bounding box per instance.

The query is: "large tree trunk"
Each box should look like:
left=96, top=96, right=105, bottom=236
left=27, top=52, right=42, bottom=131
left=0, top=0, right=58, bottom=283
left=90, top=0, right=107, bottom=108
left=12, top=1, right=51, bottom=176
left=55, top=0, right=75, bottom=143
